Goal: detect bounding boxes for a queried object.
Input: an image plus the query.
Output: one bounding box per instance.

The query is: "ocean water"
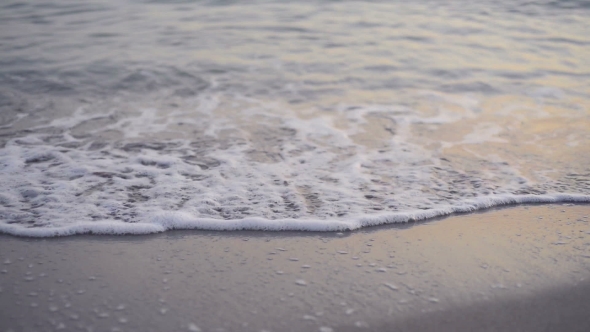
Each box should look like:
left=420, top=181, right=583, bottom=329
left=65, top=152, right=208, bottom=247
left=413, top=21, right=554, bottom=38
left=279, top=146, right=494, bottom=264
left=0, top=0, right=589, bottom=237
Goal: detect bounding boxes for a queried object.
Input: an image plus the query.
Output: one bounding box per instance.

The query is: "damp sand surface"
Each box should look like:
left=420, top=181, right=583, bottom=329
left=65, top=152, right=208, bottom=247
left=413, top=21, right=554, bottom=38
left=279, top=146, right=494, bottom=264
left=1, top=204, right=590, bottom=332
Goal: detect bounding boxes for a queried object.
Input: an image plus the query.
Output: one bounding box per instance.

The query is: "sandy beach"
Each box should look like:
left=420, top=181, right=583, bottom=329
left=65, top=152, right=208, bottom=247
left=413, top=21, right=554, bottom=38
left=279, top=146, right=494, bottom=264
left=1, top=204, right=589, bottom=332
left=2, top=1, right=590, bottom=331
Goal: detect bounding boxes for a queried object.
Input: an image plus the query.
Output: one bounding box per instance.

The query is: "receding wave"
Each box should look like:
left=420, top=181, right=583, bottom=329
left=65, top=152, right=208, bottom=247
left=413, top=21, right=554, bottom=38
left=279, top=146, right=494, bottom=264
left=1, top=0, right=589, bottom=237
left=1, top=92, right=589, bottom=237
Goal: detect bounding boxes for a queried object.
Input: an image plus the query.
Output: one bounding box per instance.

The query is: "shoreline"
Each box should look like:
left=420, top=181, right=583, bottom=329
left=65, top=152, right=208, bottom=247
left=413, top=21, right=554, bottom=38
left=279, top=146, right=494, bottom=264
left=1, top=204, right=590, bottom=332
left=2, top=193, right=590, bottom=237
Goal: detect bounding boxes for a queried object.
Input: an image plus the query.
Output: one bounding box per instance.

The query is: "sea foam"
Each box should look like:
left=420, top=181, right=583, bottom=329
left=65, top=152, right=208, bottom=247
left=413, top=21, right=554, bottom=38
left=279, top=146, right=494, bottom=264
left=0, top=93, right=588, bottom=237
left=1, top=194, right=589, bottom=237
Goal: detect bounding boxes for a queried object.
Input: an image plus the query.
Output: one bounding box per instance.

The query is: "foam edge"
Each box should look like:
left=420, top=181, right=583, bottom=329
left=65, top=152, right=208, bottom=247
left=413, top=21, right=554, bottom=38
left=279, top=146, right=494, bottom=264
left=1, top=193, right=589, bottom=237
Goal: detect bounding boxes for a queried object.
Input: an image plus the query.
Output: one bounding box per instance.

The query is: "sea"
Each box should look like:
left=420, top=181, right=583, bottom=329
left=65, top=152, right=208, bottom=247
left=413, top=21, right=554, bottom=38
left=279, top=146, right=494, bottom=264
left=0, top=0, right=589, bottom=237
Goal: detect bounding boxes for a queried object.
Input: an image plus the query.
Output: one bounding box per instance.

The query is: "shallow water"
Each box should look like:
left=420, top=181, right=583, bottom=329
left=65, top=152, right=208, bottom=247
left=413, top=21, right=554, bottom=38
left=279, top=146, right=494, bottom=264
left=0, top=0, right=589, bottom=236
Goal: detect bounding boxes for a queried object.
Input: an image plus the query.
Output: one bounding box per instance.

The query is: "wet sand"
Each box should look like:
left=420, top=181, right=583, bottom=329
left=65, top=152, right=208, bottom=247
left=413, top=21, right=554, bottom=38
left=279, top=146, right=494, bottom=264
left=1, top=204, right=590, bottom=332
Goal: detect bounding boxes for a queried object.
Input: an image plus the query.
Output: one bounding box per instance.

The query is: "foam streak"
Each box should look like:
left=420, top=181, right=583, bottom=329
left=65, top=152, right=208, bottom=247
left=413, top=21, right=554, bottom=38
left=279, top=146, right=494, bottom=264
left=1, top=194, right=588, bottom=237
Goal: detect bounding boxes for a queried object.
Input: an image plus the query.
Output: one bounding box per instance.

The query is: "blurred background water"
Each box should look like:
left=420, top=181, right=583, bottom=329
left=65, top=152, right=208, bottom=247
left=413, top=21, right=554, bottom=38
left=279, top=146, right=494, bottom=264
left=1, top=0, right=589, bottom=105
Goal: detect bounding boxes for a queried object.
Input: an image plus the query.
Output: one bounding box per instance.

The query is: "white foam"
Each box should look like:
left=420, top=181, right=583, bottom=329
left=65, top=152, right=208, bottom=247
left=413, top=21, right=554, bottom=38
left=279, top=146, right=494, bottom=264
left=1, top=194, right=588, bottom=237
left=1, top=93, right=588, bottom=237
